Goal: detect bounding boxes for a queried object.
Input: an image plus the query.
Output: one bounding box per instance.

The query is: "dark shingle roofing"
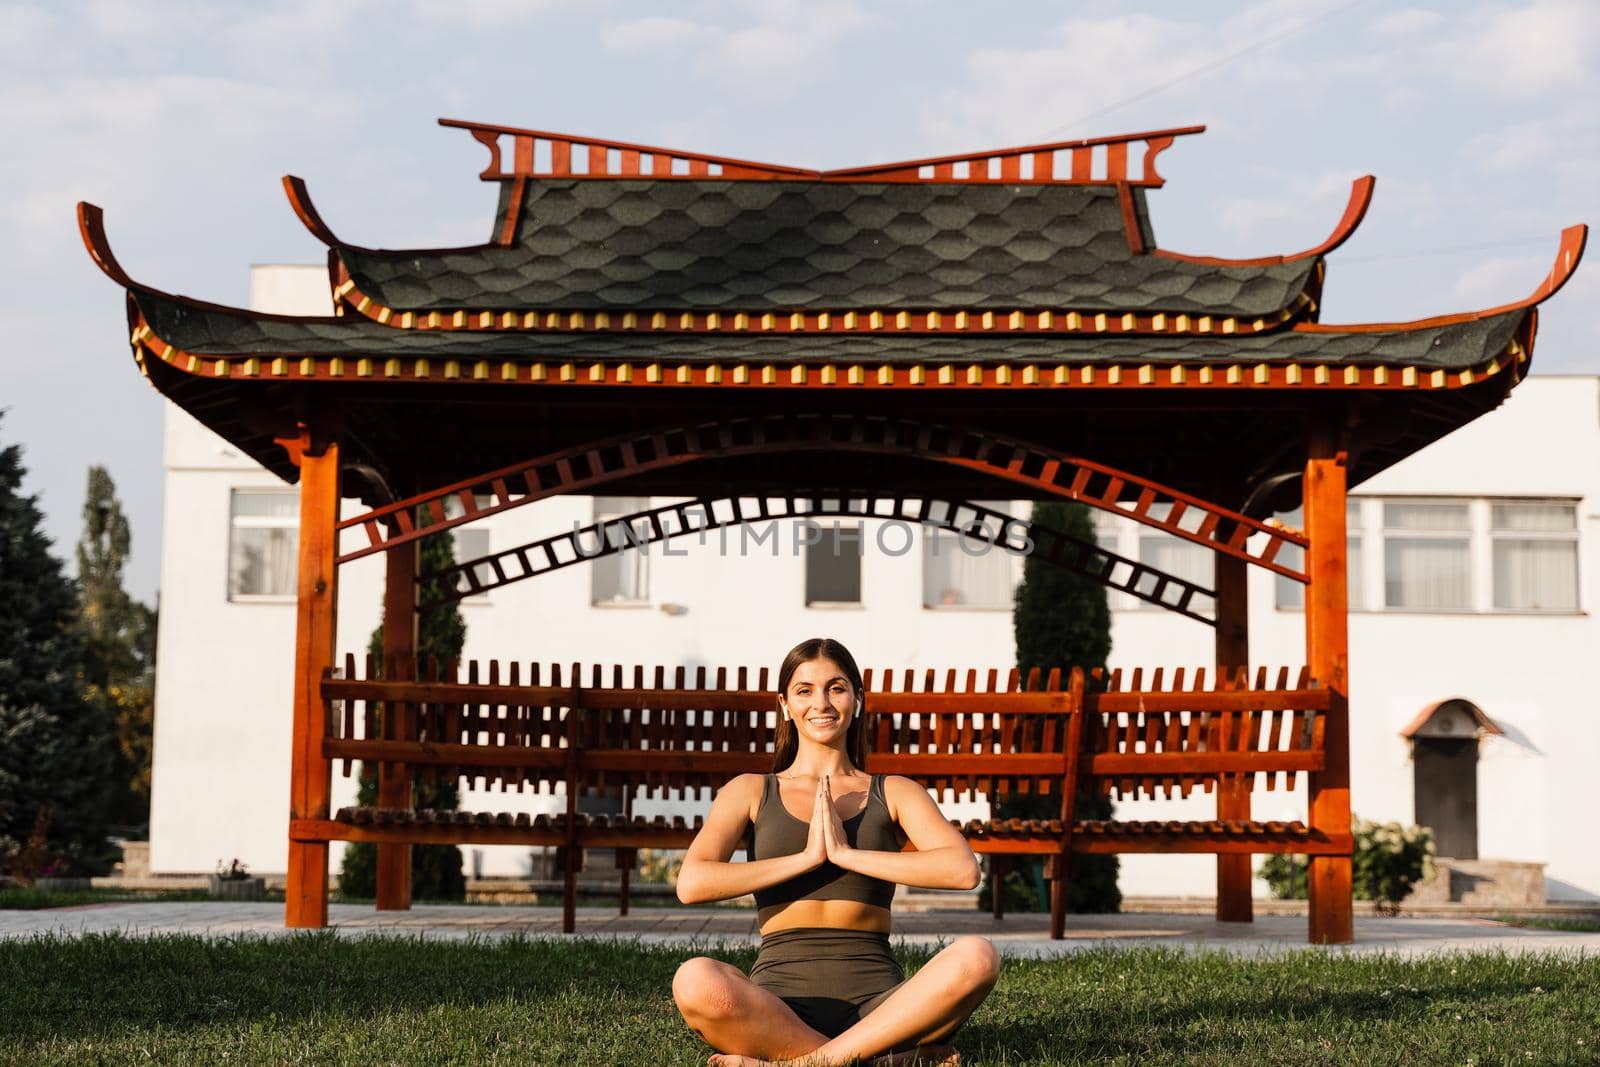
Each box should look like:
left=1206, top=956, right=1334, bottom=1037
left=335, top=181, right=1317, bottom=317
left=134, top=288, right=1524, bottom=370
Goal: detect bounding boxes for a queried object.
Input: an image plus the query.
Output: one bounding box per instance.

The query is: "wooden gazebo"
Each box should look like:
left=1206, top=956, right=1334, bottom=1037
left=82, top=120, right=1583, bottom=944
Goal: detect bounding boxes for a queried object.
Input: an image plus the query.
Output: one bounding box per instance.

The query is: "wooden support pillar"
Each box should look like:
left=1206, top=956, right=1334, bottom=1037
left=617, top=848, right=635, bottom=917
left=375, top=535, right=417, bottom=911
left=284, top=426, right=340, bottom=929
left=1305, top=427, right=1354, bottom=944
left=1049, top=667, right=1086, bottom=940
left=562, top=702, right=581, bottom=934
left=1214, top=553, right=1253, bottom=922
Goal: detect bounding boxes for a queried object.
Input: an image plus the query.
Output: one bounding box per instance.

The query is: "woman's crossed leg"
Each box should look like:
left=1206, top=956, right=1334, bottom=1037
left=674, top=936, right=999, bottom=1066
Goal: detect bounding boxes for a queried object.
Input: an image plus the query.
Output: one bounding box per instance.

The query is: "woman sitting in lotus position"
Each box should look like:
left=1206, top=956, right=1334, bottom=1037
left=673, top=637, right=1000, bottom=1066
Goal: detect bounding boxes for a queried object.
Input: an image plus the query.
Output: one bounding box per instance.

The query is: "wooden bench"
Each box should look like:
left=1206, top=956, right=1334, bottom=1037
left=296, top=657, right=1345, bottom=939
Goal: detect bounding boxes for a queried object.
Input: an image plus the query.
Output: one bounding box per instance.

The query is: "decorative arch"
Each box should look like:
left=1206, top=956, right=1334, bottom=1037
left=1400, top=698, right=1503, bottom=741
left=420, top=491, right=1218, bottom=624
left=337, top=414, right=1308, bottom=581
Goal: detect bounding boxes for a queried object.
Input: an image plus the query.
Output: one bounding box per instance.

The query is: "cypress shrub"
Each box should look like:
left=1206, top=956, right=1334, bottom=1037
left=981, top=499, right=1121, bottom=914
left=338, top=521, right=467, bottom=901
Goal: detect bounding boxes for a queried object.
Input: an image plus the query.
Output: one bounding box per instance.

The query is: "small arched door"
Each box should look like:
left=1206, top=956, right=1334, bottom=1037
left=1404, top=699, right=1502, bottom=860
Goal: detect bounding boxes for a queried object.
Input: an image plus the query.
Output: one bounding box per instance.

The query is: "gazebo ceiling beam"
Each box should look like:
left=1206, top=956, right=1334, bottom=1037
left=335, top=414, right=1309, bottom=580
left=419, top=491, right=1220, bottom=624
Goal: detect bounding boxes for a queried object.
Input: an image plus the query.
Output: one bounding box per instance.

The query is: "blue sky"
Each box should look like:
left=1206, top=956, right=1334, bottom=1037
left=3, top=0, right=1595, bottom=602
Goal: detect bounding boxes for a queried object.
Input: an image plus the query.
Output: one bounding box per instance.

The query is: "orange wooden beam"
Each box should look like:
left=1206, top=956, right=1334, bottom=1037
left=1304, top=424, right=1354, bottom=944
left=375, top=536, right=417, bottom=912
left=1214, top=553, right=1253, bottom=923
left=284, top=423, right=340, bottom=929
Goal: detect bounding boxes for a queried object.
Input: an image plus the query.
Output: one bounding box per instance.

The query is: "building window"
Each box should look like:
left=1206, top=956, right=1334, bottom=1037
left=1274, top=501, right=1364, bottom=611
left=922, top=501, right=1016, bottom=609
left=1133, top=504, right=1213, bottom=616
left=1089, top=507, right=1137, bottom=612
left=805, top=522, right=862, bottom=605
left=453, top=527, right=492, bottom=601
left=228, top=490, right=297, bottom=599
left=591, top=496, right=650, bottom=605
left=1383, top=500, right=1472, bottom=611
left=1491, top=501, right=1578, bottom=611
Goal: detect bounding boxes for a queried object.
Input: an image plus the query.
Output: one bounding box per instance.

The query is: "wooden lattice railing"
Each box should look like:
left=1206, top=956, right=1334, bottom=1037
left=306, top=657, right=1346, bottom=938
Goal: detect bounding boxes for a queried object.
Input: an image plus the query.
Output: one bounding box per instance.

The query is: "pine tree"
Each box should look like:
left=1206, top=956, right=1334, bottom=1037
left=338, top=522, right=467, bottom=901
left=986, top=499, right=1121, bottom=913
left=0, top=419, right=115, bottom=875
left=76, top=466, right=157, bottom=834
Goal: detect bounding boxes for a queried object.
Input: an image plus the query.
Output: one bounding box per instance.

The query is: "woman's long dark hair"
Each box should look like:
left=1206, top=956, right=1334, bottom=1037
left=771, top=637, right=868, bottom=773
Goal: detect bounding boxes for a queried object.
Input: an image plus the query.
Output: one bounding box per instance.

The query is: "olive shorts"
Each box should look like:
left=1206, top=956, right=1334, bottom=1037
left=749, top=928, right=906, bottom=1039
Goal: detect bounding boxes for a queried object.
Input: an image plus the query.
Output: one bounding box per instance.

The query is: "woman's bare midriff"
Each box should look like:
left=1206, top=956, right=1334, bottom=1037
left=758, top=899, right=891, bottom=935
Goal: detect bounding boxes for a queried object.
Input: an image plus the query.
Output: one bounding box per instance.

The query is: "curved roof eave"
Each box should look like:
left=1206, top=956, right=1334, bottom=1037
left=282, top=176, right=497, bottom=258
left=1295, top=223, right=1586, bottom=334
left=1154, top=176, right=1376, bottom=267
left=78, top=202, right=351, bottom=327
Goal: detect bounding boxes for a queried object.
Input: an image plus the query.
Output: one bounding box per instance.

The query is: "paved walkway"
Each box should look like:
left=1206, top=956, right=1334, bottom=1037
left=3, top=903, right=1596, bottom=957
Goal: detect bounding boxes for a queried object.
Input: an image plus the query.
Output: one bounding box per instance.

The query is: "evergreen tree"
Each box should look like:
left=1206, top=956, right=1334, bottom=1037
left=338, top=521, right=467, bottom=901
left=75, top=466, right=157, bottom=834
left=0, top=418, right=115, bottom=874
left=984, top=499, right=1121, bottom=913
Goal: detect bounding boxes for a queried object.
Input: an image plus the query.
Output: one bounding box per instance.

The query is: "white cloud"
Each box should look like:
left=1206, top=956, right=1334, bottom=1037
left=601, top=2, right=883, bottom=102
left=0, top=3, right=57, bottom=54
left=920, top=12, right=1207, bottom=145
left=411, top=0, right=588, bottom=27
left=222, top=1, right=383, bottom=76
left=0, top=74, right=358, bottom=238
left=1374, top=8, right=1446, bottom=37
left=602, top=16, right=709, bottom=53
left=1427, top=0, right=1600, bottom=99
left=1450, top=254, right=1545, bottom=307
left=1214, top=170, right=1371, bottom=244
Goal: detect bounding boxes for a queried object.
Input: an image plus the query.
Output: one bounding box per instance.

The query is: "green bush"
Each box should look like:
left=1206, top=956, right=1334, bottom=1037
left=1261, top=817, right=1435, bottom=912
left=993, top=499, right=1120, bottom=914
left=337, top=519, right=467, bottom=903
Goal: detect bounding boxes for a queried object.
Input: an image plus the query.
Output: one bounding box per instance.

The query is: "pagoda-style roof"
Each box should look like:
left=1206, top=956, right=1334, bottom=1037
left=321, top=180, right=1326, bottom=318
left=124, top=281, right=1526, bottom=371
left=81, top=120, right=1585, bottom=513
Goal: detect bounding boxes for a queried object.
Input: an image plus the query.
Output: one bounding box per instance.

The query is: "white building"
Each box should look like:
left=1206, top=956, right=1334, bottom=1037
left=147, top=265, right=1600, bottom=902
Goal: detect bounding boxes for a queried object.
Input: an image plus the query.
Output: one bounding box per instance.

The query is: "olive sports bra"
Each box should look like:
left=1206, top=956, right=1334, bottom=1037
left=745, top=773, right=907, bottom=910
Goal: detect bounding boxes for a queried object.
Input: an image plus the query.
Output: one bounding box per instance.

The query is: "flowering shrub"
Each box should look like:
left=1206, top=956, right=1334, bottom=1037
left=1261, top=817, right=1435, bottom=914
left=636, top=848, right=683, bottom=885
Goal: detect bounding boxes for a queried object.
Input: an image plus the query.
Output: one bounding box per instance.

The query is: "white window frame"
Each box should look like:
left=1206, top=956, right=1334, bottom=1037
left=1125, top=503, right=1215, bottom=617
left=1488, top=497, right=1581, bottom=614
left=921, top=500, right=1019, bottom=611
left=1272, top=495, right=1582, bottom=616
left=452, top=526, right=493, bottom=604
left=590, top=496, right=652, bottom=607
left=804, top=520, right=864, bottom=608
left=227, top=488, right=298, bottom=603
left=1273, top=499, right=1365, bottom=613
left=1381, top=497, right=1474, bottom=613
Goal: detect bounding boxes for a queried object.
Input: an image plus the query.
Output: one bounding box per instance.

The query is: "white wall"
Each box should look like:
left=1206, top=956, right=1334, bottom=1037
left=149, top=267, right=1600, bottom=899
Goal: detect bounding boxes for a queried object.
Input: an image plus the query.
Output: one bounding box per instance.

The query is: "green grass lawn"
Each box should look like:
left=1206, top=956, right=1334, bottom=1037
left=1495, top=915, right=1600, bottom=934
left=0, top=887, right=213, bottom=910
left=0, top=934, right=1595, bottom=1065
